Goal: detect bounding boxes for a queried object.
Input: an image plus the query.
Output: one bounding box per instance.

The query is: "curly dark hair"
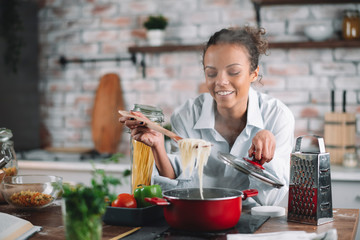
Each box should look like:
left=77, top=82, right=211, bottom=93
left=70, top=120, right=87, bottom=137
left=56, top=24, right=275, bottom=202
left=202, top=26, right=268, bottom=74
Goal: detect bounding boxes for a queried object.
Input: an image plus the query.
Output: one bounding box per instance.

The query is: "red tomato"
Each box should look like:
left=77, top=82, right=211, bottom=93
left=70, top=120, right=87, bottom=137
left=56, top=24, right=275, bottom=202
left=111, top=193, right=137, bottom=208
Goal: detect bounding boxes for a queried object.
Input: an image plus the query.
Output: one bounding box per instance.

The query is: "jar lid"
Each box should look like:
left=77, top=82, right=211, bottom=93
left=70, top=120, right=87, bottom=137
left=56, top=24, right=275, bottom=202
left=0, top=128, right=13, bottom=142
left=344, top=9, right=359, bottom=17
left=132, top=104, right=164, bottom=123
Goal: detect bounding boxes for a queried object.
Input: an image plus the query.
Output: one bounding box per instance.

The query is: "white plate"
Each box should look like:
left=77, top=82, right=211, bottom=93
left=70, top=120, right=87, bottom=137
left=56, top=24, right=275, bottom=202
left=251, top=206, right=285, bottom=217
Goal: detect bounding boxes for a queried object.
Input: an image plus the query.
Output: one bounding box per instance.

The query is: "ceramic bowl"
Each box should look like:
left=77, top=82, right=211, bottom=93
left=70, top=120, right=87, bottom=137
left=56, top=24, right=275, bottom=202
left=304, top=24, right=333, bottom=41
left=0, top=175, right=62, bottom=208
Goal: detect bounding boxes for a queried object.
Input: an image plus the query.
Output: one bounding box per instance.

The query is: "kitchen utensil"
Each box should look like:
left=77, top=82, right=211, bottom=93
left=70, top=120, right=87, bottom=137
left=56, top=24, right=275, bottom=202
left=0, top=175, right=62, bottom=209
left=287, top=135, right=333, bottom=225
left=145, top=188, right=258, bottom=231
left=92, top=73, right=124, bottom=154
left=109, top=227, right=141, bottom=240
left=119, top=110, right=183, bottom=142
left=324, top=90, right=356, bottom=165
left=217, top=152, right=284, bottom=188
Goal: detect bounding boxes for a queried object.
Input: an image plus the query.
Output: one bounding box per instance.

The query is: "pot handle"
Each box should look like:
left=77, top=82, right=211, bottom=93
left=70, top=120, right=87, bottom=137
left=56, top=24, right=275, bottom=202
left=242, top=189, right=258, bottom=200
left=144, top=197, right=171, bottom=206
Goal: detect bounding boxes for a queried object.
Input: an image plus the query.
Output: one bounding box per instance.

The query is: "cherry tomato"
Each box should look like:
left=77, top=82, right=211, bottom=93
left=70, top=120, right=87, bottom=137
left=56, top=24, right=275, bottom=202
left=111, top=193, right=137, bottom=208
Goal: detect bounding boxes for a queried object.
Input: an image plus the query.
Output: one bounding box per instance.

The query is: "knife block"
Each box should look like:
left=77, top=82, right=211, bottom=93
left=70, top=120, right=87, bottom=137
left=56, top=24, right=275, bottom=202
left=324, top=112, right=356, bottom=165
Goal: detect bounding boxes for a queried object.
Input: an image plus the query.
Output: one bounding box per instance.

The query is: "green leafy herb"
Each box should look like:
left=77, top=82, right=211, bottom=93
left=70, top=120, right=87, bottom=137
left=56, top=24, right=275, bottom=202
left=61, top=158, right=130, bottom=239
left=143, top=15, right=168, bottom=30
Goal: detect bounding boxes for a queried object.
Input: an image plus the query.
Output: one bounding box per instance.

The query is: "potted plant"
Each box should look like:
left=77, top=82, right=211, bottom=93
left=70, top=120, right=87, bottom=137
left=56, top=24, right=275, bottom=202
left=143, top=15, right=168, bottom=46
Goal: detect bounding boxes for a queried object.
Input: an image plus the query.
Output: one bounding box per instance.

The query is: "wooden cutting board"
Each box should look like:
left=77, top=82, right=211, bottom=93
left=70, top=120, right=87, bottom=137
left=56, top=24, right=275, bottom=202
left=92, top=73, right=124, bottom=154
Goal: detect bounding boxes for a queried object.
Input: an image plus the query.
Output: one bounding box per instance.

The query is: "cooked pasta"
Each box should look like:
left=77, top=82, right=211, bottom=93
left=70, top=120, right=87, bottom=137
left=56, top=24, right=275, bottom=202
left=131, top=140, right=155, bottom=193
left=178, top=139, right=211, bottom=199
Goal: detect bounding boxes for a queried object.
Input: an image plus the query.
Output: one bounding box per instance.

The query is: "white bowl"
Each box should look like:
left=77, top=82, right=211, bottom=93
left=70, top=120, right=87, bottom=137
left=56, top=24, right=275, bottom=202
left=304, top=24, right=333, bottom=42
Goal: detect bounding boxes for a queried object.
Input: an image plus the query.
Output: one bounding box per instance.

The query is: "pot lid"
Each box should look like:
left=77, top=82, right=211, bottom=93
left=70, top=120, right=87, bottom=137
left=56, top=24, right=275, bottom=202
left=217, top=152, right=284, bottom=188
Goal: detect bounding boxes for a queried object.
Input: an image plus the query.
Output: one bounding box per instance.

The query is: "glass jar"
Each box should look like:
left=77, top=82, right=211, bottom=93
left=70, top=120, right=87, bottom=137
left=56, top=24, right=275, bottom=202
left=130, top=104, right=164, bottom=193
left=0, top=128, right=18, bottom=202
left=342, top=10, right=360, bottom=40
left=0, top=128, right=18, bottom=177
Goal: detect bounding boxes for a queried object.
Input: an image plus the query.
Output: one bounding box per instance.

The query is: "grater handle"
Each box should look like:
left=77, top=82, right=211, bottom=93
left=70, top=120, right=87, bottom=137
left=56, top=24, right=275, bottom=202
left=294, top=135, right=326, bottom=153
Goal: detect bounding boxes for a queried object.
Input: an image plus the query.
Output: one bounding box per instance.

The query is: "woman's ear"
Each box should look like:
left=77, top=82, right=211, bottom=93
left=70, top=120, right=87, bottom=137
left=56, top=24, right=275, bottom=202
left=251, top=66, right=259, bottom=82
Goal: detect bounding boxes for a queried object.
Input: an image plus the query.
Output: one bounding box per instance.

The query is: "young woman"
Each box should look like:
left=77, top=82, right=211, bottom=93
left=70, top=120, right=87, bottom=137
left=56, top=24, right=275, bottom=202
left=120, top=26, right=295, bottom=206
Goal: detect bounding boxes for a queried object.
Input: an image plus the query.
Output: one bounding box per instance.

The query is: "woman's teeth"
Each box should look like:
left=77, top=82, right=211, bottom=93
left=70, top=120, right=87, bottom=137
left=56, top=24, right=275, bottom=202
left=217, top=91, right=232, bottom=96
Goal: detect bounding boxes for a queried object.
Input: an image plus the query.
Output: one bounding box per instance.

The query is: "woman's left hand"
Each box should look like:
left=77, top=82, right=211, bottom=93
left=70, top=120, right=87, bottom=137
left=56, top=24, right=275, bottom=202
left=248, top=130, right=276, bottom=165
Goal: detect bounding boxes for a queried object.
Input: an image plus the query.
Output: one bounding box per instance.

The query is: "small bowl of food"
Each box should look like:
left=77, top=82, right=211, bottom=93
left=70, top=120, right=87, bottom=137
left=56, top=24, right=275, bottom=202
left=0, top=175, right=63, bottom=208
left=304, top=24, right=334, bottom=42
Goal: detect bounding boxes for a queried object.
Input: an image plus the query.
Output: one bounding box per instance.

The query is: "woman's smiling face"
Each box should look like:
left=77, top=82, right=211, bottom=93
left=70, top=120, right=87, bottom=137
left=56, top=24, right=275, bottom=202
left=204, top=43, right=258, bottom=110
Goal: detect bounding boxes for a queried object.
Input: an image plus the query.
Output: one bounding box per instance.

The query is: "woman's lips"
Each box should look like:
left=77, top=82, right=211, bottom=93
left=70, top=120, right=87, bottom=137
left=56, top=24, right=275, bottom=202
left=216, top=91, right=234, bottom=96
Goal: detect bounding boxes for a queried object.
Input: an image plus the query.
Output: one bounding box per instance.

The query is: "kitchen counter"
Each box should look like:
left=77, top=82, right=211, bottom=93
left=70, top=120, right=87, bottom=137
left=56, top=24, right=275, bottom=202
left=0, top=202, right=358, bottom=240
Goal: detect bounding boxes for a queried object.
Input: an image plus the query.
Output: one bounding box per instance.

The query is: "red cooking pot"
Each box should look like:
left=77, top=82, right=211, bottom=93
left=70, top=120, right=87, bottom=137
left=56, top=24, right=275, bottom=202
left=145, top=188, right=258, bottom=231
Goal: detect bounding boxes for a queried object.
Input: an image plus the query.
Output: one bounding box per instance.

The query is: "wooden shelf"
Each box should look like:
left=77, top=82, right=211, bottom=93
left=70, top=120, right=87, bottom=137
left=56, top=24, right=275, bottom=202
left=269, top=40, right=360, bottom=48
left=128, top=40, right=360, bottom=54
left=128, top=44, right=203, bottom=54
left=251, top=0, right=360, bottom=5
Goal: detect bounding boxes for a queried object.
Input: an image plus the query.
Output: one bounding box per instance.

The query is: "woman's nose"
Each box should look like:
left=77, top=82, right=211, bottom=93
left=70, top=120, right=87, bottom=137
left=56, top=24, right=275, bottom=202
left=215, top=72, right=230, bottom=86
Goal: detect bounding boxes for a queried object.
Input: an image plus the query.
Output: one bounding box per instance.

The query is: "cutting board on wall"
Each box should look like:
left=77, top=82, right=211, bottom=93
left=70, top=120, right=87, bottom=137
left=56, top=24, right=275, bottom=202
left=92, top=73, right=124, bottom=154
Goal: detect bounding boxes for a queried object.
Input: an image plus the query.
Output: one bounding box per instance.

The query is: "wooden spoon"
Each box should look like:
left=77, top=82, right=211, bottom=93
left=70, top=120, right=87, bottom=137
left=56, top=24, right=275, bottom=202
left=118, top=110, right=183, bottom=142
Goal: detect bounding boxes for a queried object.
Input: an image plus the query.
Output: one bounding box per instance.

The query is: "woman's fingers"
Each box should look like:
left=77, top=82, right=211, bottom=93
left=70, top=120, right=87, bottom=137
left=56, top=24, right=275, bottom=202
left=249, top=130, right=276, bottom=164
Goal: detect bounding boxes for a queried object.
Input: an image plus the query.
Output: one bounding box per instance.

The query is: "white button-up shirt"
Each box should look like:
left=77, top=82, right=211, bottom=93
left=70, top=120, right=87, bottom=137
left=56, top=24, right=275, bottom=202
left=152, top=87, right=295, bottom=206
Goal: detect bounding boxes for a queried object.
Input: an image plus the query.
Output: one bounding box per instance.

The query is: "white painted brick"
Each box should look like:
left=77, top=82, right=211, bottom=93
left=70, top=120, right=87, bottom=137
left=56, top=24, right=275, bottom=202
left=262, top=6, right=309, bottom=21
left=334, top=77, right=360, bottom=90
left=334, top=48, right=360, bottom=61
left=82, top=4, right=118, bottom=18
left=47, top=6, right=81, bottom=20
left=310, top=4, right=357, bottom=19
left=257, top=76, right=286, bottom=90
left=181, top=11, right=221, bottom=25
left=312, top=62, right=357, bottom=76
left=261, top=22, right=286, bottom=36
left=288, top=49, right=333, bottom=62
left=267, top=34, right=308, bottom=43
left=262, top=49, right=287, bottom=62
left=160, top=0, right=197, bottom=12
left=82, top=30, right=119, bottom=43
left=166, top=26, right=198, bottom=41
left=265, top=62, right=309, bottom=76
left=221, top=9, right=256, bottom=24
left=287, top=76, right=330, bottom=90
left=119, top=1, right=156, bottom=15
left=58, top=43, right=100, bottom=57
left=288, top=20, right=333, bottom=35
left=268, top=91, right=309, bottom=105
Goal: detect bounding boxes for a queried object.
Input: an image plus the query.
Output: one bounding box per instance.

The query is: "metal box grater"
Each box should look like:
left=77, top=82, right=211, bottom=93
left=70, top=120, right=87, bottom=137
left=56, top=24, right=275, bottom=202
left=287, top=135, right=333, bottom=225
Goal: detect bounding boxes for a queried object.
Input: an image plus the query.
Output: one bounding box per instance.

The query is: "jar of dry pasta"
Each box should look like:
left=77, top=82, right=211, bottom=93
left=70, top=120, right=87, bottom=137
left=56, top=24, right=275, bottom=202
left=0, top=128, right=18, bottom=202
left=130, top=104, right=164, bottom=193
left=342, top=9, right=360, bottom=40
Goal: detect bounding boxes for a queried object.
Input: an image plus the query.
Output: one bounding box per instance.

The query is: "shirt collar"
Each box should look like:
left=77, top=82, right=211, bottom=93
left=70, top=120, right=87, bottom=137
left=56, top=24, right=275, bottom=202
left=194, top=93, right=215, bottom=129
left=194, top=88, right=264, bottom=130
left=247, top=87, right=264, bottom=129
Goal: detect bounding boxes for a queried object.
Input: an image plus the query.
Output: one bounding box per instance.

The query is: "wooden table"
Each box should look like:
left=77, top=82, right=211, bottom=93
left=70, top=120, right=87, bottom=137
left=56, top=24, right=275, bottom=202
left=0, top=202, right=358, bottom=240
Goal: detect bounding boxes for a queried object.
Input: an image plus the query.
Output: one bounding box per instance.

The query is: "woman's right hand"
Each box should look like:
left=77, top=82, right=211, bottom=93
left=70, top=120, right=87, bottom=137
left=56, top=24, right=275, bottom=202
left=119, top=111, right=164, bottom=148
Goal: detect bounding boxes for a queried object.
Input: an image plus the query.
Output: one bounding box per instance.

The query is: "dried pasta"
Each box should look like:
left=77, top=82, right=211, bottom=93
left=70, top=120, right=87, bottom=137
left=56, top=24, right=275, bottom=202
left=131, top=140, right=155, bottom=193
left=178, top=139, right=211, bottom=199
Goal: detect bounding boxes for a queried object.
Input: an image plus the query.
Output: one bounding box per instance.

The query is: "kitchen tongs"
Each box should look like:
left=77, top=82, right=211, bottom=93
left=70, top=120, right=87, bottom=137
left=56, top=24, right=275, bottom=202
left=118, top=110, right=183, bottom=142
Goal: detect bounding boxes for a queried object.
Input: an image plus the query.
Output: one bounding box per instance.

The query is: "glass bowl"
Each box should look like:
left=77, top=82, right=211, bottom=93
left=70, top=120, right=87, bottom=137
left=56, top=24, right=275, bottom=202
left=0, top=175, right=63, bottom=208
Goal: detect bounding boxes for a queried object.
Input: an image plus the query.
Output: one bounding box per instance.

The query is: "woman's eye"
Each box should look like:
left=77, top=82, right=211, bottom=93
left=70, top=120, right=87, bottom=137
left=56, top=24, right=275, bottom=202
left=228, top=71, right=240, bottom=76
left=206, top=72, right=217, bottom=78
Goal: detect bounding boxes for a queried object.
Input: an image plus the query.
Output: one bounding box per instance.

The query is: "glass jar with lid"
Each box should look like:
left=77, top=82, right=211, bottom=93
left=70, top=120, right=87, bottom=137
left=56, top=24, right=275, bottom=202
left=342, top=9, right=360, bottom=40
left=0, top=128, right=18, bottom=202
left=0, top=128, right=18, bottom=176
left=129, top=104, right=164, bottom=193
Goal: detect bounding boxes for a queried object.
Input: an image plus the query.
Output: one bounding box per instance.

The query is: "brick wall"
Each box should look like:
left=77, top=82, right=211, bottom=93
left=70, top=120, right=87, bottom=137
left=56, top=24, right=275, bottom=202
left=38, top=0, right=360, bottom=156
